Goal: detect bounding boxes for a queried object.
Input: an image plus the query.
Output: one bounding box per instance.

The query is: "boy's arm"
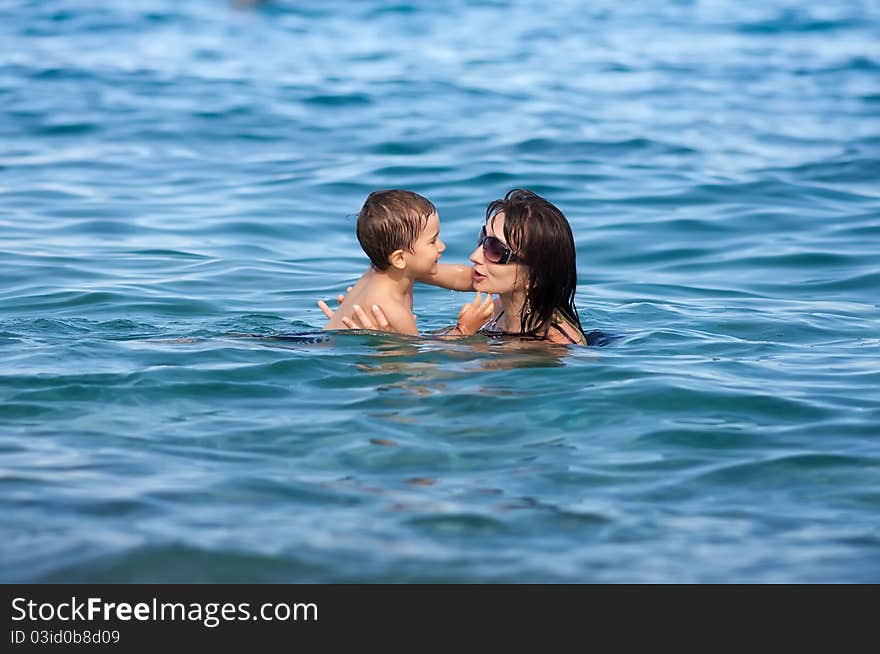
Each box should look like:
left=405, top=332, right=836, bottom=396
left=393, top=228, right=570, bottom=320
left=416, top=263, right=474, bottom=292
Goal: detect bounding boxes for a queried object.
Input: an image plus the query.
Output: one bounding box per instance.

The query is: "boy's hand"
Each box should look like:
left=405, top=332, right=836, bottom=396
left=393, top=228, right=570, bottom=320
left=317, top=286, right=352, bottom=320
left=456, top=293, right=494, bottom=335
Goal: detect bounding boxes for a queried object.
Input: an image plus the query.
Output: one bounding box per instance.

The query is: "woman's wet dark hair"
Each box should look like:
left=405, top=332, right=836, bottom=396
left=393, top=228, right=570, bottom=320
left=486, top=188, right=584, bottom=339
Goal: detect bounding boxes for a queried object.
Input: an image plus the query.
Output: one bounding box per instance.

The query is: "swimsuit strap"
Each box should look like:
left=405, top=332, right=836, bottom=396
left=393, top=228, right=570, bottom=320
left=550, top=311, right=588, bottom=345
left=479, top=309, right=504, bottom=334
left=550, top=323, right=583, bottom=345
left=480, top=309, right=587, bottom=345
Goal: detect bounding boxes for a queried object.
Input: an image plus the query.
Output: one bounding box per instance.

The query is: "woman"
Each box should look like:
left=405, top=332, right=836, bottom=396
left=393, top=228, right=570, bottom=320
left=320, top=189, right=588, bottom=346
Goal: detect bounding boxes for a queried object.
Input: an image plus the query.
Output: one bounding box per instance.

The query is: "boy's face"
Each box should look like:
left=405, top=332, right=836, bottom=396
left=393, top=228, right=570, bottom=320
left=405, top=211, right=445, bottom=275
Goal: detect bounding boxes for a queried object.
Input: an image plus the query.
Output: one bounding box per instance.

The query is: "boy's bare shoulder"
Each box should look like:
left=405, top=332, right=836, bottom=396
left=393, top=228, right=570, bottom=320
left=324, top=274, right=417, bottom=335
left=323, top=270, right=372, bottom=330
left=359, top=288, right=417, bottom=335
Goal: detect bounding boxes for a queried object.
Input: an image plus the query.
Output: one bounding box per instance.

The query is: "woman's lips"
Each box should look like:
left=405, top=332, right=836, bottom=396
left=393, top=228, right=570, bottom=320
left=472, top=270, right=486, bottom=283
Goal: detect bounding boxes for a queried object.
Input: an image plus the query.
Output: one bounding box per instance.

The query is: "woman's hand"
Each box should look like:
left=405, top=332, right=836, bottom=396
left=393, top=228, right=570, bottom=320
left=317, top=287, right=352, bottom=320
left=456, top=292, right=495, bottom=335
left=319, top=287, right=415, bottom=330
left=342, top=304, right=392, bottom=331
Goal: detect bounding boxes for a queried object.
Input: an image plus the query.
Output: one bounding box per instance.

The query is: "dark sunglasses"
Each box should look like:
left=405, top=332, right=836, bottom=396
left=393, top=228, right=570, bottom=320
left=478, top=225, right=522, bottom=264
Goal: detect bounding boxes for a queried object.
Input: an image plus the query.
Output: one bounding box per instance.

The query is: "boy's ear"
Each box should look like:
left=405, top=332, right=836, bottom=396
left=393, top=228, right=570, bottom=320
left=388, top=249, right=407, bottom=270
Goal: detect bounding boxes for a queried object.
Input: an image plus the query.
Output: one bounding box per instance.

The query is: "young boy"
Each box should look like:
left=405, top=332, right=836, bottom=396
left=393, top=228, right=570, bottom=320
left=323, top=190, right=447, bottom=336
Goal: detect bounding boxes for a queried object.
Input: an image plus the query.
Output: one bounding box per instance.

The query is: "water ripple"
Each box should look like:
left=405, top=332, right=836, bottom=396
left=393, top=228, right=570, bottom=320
left=1, top=0, right=878, bottom=583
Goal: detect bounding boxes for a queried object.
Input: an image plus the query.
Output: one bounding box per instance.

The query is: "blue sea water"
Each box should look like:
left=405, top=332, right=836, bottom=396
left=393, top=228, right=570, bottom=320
left=1, top=0, right=879, bottom=582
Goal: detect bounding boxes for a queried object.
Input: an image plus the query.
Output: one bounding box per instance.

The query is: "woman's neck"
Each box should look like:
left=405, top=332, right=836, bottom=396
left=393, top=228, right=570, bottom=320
left=497, top=289, right=528, bottom=333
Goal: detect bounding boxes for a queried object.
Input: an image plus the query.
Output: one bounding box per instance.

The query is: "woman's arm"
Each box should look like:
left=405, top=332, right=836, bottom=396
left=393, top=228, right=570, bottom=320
left=416, top=263, right=474, bottom=292
left=338, top=294, right=494, bottom=337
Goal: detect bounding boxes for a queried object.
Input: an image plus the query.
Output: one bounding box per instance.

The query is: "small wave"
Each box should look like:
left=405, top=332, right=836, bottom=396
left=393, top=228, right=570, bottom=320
left=303, top=93, right=372, bottom=107
left=513, top=137, right=697, bottom=158
left=368, top=140, right=435, bottom=156
left=800, top=271, right=880, bottom=293
left=408, top=513, right=507, bottom=536
left=9, top=290, right=219, bottom=315
left=737, top=17, right=861, bottom=34
left=36, top=544, right=329, bottom=583
left=28, top=67, right=94, bottom=81
left=4, top=317, right=90, bottom=335
left=38, top=122, right=99, bottom=136
left=766, top=158, right=880, bottom=186
left=693, top=453, right=879, bottom=486
left=124, top=249, right=210, bottom=260
left=372, top=164, right=455, bottom=178
left=61, top=218, right=144, bottom=235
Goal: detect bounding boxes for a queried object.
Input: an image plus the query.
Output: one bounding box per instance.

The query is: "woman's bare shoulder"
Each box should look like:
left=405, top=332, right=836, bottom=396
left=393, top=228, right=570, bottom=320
left=547, top=315, right=587, bottom=345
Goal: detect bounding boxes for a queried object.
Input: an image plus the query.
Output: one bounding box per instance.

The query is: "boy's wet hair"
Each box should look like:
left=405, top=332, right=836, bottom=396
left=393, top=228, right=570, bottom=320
left=356, top=190, right=436, bottom=271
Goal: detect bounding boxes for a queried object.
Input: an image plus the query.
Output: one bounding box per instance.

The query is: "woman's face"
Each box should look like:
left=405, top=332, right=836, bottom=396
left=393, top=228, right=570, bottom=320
left=469, top=211, right=527, bottom=296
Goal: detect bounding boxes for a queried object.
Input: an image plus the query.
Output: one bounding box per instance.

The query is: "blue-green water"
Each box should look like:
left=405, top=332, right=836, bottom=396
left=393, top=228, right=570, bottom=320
left=2, top=0, right=879, bottom=582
